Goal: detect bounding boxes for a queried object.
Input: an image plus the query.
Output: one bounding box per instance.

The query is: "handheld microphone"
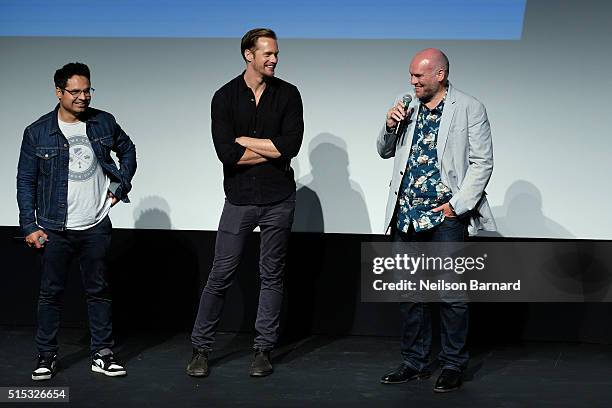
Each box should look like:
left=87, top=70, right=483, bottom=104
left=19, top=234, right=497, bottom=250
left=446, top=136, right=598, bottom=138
left=394, top=94, right=413, bottom=135
left=14, top=236, right=46, bottom=245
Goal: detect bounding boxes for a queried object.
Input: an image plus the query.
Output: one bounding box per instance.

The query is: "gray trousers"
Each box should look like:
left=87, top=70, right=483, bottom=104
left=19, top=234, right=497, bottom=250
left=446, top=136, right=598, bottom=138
left=191, top=194, right=295, bottom=351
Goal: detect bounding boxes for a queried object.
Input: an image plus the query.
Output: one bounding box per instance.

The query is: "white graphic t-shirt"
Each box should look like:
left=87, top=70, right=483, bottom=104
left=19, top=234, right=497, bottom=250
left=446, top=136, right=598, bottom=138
left=58, top=117, right=112, bottom=230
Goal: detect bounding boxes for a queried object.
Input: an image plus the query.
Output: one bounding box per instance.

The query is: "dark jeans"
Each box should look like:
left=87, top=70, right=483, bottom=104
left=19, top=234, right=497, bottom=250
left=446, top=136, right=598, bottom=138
left=36, top=216, right=114, bottom=355
left=393, top=217, right=469, bottom=372
left=191, top=194, right=295, bottom=352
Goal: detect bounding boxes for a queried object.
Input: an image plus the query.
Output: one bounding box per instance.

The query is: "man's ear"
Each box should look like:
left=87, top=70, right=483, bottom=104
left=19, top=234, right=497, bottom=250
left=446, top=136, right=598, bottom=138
left=244, top=49, right=253, bottom=63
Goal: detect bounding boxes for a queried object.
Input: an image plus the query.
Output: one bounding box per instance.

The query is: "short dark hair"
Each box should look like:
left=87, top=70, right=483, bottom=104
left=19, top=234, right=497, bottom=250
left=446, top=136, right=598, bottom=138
left=54, top=62, right=90, bottom=89
left=240, top=28, right=277, bottom=62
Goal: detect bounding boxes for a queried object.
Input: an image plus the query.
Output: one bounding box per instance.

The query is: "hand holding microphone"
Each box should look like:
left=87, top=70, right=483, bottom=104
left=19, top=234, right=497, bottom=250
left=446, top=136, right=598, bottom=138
left=386, top=94, right=413, bottom=135
left=24, top=230, right=48, bottom=249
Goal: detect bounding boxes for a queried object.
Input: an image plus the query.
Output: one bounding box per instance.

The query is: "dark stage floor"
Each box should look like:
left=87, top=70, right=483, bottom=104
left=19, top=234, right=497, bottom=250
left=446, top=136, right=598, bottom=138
left=1, top=327, right=612, bottom=407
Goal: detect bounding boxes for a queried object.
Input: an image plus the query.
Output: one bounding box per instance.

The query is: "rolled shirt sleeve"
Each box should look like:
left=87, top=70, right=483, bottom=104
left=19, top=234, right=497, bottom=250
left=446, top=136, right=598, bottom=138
left=270, top=85, right=304, bottom=159
left=211, top=90, right=247, bottom=165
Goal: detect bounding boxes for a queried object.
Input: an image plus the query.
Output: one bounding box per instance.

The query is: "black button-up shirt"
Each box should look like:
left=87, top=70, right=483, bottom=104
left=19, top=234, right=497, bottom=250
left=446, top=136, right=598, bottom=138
left=211, top=73, right=304, bottom=205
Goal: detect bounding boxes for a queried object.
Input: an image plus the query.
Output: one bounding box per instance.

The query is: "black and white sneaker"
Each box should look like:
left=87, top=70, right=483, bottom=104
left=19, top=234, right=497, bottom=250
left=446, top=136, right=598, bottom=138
left=91, top=351, right=127, bottom=377
left=32, top=353, right=57, bottom=381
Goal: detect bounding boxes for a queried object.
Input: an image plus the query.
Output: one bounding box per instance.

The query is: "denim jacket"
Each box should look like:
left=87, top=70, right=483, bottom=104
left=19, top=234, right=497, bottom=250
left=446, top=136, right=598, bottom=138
left=16, top=105, right=137, bottom=235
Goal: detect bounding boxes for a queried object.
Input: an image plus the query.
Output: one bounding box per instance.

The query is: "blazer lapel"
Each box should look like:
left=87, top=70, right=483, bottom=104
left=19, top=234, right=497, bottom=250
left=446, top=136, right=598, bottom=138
left=436, top=83, right=456, bottom=162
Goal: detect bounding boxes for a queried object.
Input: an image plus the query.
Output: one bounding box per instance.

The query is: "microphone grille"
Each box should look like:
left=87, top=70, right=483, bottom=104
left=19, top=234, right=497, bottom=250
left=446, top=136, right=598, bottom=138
left=402, top=94, right=412, bottom=107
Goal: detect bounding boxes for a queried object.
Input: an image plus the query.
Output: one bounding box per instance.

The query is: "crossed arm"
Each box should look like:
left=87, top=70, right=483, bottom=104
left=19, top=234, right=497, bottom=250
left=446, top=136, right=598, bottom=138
left=235, top=137, right=281, bottom=165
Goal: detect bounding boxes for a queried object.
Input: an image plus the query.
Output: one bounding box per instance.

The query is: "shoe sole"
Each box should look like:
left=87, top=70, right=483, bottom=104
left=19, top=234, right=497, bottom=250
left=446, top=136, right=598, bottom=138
left=32, top=373, right=53, bottom=381
left=380, top=373, right=431, bottom=384
left=186, top=369, right=209, bottom=377
left=91, top=365, right=127, bottom=377
left=433, top=385, right=461, bottom=393
left=250, top=369, right=273, bottom=377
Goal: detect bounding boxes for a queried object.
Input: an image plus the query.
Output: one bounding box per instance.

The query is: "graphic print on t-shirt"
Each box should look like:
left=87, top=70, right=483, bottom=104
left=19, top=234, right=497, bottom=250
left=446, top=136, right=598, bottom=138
left=68, top=135, right=97, bottom=181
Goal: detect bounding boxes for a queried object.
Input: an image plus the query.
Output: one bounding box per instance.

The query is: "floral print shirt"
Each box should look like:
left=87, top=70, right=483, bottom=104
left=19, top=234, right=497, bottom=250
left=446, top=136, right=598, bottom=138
left=396, top=97, right=452, bottom=233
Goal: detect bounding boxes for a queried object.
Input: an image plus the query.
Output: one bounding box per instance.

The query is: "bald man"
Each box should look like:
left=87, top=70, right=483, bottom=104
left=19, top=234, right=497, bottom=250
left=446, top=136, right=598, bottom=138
left=377, top=49, right=495, bottom=393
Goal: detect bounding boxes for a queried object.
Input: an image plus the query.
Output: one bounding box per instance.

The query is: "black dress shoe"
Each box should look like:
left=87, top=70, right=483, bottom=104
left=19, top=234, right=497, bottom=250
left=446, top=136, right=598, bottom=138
left=380, top=364, right=430, bottom=384
left=186, top=348, right=209, bottom=377
left=249, top=350, right=273, bottom=377
left=433, top=369, right=463, bottom=393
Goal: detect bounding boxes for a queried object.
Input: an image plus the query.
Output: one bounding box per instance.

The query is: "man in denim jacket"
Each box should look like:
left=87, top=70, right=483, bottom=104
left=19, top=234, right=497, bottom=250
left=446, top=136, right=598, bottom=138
left=16, top=62, right=136, bottom=381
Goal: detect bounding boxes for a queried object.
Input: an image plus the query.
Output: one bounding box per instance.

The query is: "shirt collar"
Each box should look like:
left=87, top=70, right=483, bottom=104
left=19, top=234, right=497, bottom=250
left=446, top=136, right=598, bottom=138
left=421, top=91, right=446, bottom=115
left=238, top=72, right=250, bottom=93
left=237, top=71, right=277, bottom=95
left=50, top=104, right=97, bottom=136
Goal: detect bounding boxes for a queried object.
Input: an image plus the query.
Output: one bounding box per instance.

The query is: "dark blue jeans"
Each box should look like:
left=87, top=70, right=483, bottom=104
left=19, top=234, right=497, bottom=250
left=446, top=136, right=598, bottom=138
left=191, top=194, right=295, bottom=352
left=393, top=217, right=469, bottom=372
left=36, top=216, right=114, bottom=355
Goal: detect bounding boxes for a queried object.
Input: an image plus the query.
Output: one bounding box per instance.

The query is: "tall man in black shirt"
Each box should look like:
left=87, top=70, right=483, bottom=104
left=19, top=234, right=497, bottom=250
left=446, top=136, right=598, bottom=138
left=187, top=28, right=304, bottom=378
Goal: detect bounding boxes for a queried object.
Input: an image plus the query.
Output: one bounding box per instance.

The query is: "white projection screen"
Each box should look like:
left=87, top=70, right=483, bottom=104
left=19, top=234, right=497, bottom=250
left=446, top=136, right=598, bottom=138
left=1, top=0, right=610, bottom=239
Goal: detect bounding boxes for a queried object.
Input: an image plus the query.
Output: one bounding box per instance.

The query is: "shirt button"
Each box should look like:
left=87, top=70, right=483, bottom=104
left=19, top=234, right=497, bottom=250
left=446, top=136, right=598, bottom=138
left=64, top=144, right=68, bottom=148
left=394, top=191, right=398, bottom=195
left=252, top=131, right=257, bottom=134
left=250, top=98, right=255, bottom=102
left=400, top=171, right=404, bottom=175
left=44, top=154, right=49, bottom=158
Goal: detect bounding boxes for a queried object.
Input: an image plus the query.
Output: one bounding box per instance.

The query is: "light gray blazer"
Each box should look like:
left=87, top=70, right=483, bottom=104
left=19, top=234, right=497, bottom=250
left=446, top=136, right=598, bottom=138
left=377, top=83, right=496, bottom=236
